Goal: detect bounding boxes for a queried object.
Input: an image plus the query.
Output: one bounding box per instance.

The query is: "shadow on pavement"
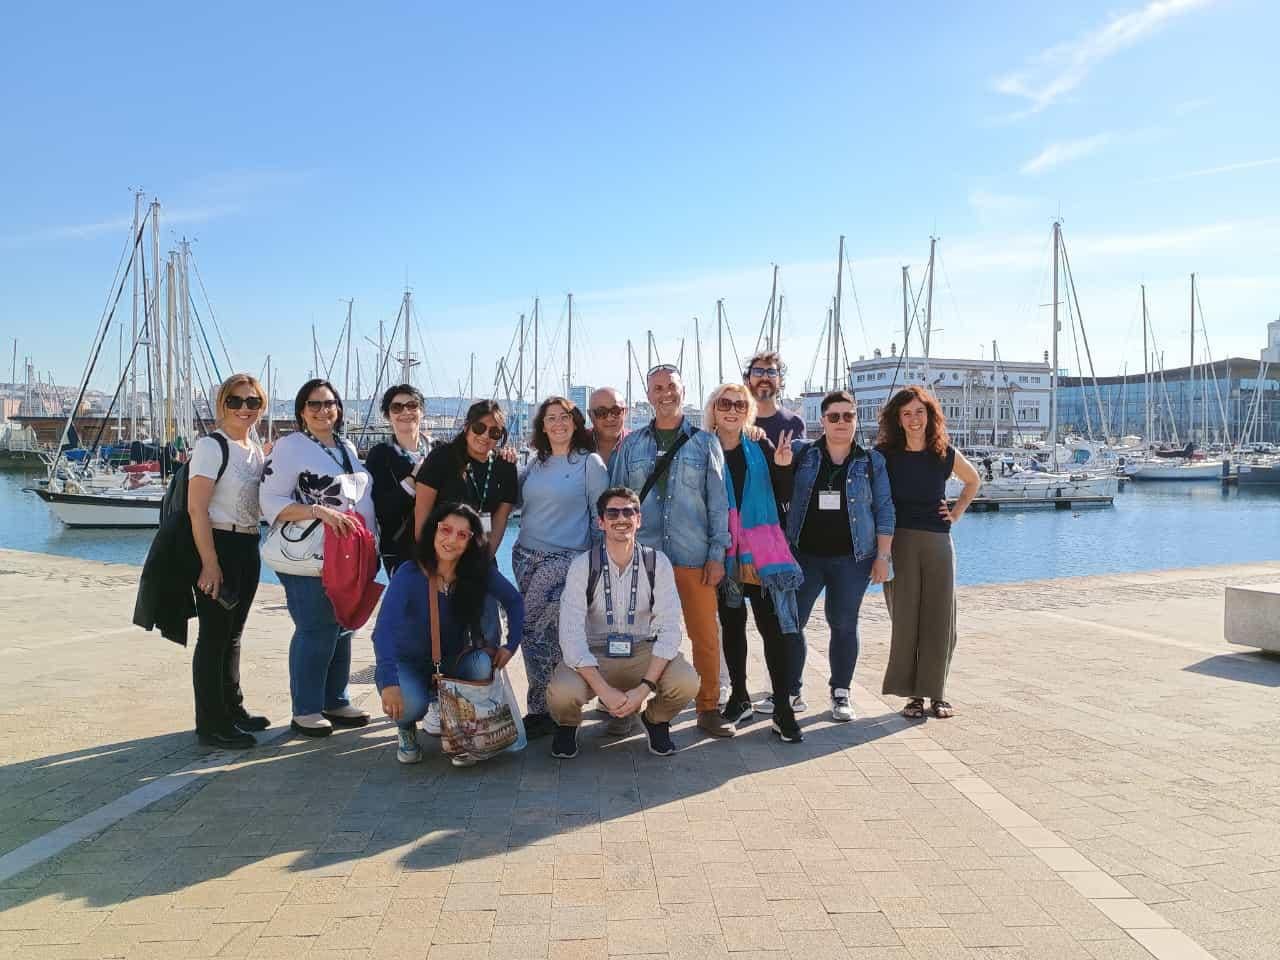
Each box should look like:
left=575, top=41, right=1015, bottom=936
left=1183, top=651, right=1280, bottom=687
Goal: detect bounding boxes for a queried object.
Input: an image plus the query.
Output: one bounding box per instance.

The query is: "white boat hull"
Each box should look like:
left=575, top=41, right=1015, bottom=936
left=949, top=473, right=1118, bottom=501
left=30, top=488, right=162, bottom=527
left=1126, top=461, right=1224, bottom=481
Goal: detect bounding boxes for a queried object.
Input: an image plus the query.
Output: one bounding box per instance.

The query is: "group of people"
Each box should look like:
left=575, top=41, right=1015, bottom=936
left=178, top=349, right=981, bottom=764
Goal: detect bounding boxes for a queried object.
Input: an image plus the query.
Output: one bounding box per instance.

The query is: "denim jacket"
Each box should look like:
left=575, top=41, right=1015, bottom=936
left=609, top=419, right=731, bottom=568
left=785, top=439, right=895, bottom=560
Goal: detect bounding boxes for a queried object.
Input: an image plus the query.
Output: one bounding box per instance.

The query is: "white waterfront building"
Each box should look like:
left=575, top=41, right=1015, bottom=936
left=845, top=348, right=1053, bottom=446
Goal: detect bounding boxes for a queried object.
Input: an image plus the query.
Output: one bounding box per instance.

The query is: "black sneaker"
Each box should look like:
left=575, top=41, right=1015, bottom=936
left=551, top=724, right=579, bottom=759
left=197, top=727, right=256, bottom=749
left=230, top=707, right=270, bottom=732
left=771, top=714, right=804, bottom=743
left=640, top=712, right=677, bottom=757
left=523, top=712, right=557, bottom=740
left=719, top=697, right=753, bottom=725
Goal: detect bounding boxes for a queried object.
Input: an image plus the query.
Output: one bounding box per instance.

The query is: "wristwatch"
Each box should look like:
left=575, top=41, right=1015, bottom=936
left=876, top=553, right=892, bottom=562
left=640, top=678, right=658, bottom=693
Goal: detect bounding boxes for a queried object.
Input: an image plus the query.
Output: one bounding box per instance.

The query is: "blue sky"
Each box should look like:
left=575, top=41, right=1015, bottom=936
left=2, top=0, right=1277, bottom=406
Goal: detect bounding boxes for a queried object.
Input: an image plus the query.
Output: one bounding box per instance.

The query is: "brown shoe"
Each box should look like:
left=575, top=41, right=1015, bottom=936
left=697, top=709, right=736, bottom=738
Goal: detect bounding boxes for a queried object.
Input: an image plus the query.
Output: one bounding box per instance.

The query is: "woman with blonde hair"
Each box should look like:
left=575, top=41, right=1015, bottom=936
left=875, top=386, right=980, bottom=719
left=704, top=382, right=805, bottom=743
left=188, top=373, right=270, bottom=748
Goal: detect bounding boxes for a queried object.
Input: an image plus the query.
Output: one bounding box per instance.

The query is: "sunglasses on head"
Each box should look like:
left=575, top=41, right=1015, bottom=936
left=647, top=363, right=680, bottom=377
left=602, top=506, right=639, bottom=519
left=305, top=398, right=338, bottom=412
left=389, top=400, right=420, bottom=414
left=715, top=397, right=749, bottom=413
left=749, top=366, right=780, bottom=379
left=590, top=405, right=624, bottom=419
left=824, top=411, right=856, bottom=424
left=225, top=395, right=263, bottom=411
left=469, top=422, right=505, bottom=441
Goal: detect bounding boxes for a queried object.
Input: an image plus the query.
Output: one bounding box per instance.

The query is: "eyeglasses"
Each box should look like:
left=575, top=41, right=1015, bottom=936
left=543, top=412, right=574, bottom=425
left=647, top=363, right=680, bottom=377
left=305, top=398, right=338, bottom=412
left=602, top=506, right=639, bottom=519
left=437, top=524, right=473, bottom=542
left=590, top=405, right=624, bottom=419
left=715, top=397, right=749, bottom=413
left=749, top=366, right=780, bottom=379
left=469, top=422, right=506, bottom=441
left=225, top=395, right=263, bottom=411
left=824, top=411, right=856, bottom=424
left=389, top=400, right=420, bottom=414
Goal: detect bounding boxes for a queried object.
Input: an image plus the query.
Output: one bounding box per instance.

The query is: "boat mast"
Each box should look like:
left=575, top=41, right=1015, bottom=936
left=716, top=299, right=724, bottom=382
left=532, top=297, right=540, bottom=406
left=180, top=239, right=192, bottom=441
left=1142, top=285, right=1151, bottom=443
left=149, top=200, right=161, bottom=441
left=566, top=292, right=573, bottom=396
left=1189, top=273, right=1196, bottom=445
left=694, top=317, right=703, bottom=403
left=129, top=190, right=142, bottom=438
left=516, top=312, right=525, bottom=436
left=266, top=355, right=273, bottom=444
left=401, top=288, right=413, bottom=386
left=991, top=341, right=999, bottom=446
left=776, top=294, right=784, bottom=356
left=626, top=338, right=633, bottom=415
left=1049, top=222, right=1060, bottom=470
left=769, top=264, right=779, bottom=350
left=901, top=266, right=910, bottom=382
left=342, top=298, right=353, bottom=405
left=924, top=236, right=937, bottom=386
left=831, top=236, right=844, bottom=390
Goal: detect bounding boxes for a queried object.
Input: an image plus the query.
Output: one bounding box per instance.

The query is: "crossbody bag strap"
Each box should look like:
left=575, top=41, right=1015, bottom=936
left=428, top=573, right=442, bottom=676
left=638, top=428, right=694, bottom=505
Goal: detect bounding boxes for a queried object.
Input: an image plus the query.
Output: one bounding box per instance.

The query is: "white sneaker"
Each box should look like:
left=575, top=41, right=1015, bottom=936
left=290, top=713, right=333, bottom=737
left=424, top=701, right=442, bottom=736
left=396, top=727, right=422, bottom=764
left=718, top=685, right=731, bottom=708
left=791, top=692, right=808, bottom=712
left=831, top=689, right=855, bottom=722
left=753, top=695, right=775, bottom=715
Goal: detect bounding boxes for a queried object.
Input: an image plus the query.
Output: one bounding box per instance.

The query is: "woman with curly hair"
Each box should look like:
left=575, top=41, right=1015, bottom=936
left=512, top=396, right=609, bottom=738
left=874, top=386, right=981, bottom=720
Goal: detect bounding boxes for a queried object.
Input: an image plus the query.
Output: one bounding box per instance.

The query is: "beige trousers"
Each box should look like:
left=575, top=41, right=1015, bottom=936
left=547, top=649, right=699, bottom=726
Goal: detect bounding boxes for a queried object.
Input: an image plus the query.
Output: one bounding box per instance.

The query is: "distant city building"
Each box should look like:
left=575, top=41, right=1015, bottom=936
left=1263, top=316, right=1280, bottom=365
left=567, top=384, right=592, bottom=414
left=1058, top=357, right=1279, bottom=445
left=847, top=349, right=1052, bottom=447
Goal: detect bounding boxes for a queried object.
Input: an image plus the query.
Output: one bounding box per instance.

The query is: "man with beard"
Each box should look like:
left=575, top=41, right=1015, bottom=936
left=745, top=351, right=805, bottom=446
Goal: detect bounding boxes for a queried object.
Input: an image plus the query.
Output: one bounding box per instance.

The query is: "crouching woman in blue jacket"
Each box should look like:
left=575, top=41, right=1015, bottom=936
left=372, top=501, right=524, bottom=766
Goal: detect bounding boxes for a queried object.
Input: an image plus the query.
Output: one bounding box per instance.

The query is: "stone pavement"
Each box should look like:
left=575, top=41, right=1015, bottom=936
left=1, top=546, right=1279, bottom=960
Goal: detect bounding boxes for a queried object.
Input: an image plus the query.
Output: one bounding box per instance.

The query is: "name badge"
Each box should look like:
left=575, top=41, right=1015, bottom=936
left=479, top=512, right=493, bottom=533
left=605, top=633, right=634, bottom=658
left=818, top=490, right=841, bottom=511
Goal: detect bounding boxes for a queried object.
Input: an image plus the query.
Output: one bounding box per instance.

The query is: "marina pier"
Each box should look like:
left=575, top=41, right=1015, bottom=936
left=2, top=547, right=1278, bottom=959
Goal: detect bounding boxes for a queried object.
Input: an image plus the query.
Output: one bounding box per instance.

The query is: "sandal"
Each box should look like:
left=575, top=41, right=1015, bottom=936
left=930, top=700, right=954, bottom=719
left=902, top=698, right=925, bottom=719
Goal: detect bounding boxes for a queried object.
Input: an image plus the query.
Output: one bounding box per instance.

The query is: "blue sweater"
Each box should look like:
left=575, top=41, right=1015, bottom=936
left=372, top=562, right=524, bottom=689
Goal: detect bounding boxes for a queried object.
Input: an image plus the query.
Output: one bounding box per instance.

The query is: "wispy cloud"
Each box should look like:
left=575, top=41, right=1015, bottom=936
left=994, top=0, right=1215, bottom=118
left=1144, top=155, right=1280, bottom=184
left=28, top=204, right=241, bottom=243
left=1021, top=134, right=1111, bottom=175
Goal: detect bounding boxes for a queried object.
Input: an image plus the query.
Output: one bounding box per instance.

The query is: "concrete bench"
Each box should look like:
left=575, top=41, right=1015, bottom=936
left=1226, top=582, right=1280, bottom=652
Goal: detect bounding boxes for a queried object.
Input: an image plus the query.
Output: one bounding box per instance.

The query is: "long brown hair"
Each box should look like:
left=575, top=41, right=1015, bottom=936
left=876, top=386, right=950, bottom=458
left=531, top=396, right=593, bottom=462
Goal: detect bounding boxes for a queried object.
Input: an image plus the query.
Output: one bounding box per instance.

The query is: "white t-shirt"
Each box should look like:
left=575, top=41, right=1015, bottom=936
left=190, top=431, right=265, bottom=528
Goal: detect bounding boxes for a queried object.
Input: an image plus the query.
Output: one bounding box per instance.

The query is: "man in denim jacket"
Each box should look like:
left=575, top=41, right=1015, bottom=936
left=785, top=390, right=895, bottom=722
left=610, top=365, right=734, bottom=737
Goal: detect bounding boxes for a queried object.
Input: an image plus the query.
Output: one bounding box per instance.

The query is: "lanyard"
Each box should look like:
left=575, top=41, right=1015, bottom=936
left=601, top=546, right=640, bottom=629
left=392, top=436, right=427, bottom=465
left=304, top=430, right=351, bottom=473
left=466, top=456, right=493, bottom=506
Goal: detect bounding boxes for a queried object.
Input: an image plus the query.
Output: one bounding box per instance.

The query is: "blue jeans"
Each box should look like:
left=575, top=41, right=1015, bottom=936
left=794, top=552, right=874, bottom=692
left=389, top=654, right=492, bottom=732
left=279, top=573, right=353, bottom=717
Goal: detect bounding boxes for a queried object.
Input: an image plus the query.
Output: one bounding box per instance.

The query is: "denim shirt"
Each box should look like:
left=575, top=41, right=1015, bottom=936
left=785, top=439, right=896, bottom=561
left=609, top=419, right=731, bottom=568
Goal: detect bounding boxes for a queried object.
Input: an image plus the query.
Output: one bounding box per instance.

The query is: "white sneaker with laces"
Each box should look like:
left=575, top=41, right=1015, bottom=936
left=396, top=727, right=422, bottom=764
left=424, top=701, right=442, bottom=736
left=830, top=688, right=855, bottom=722
left=791, top=691, right=808, bottom=712
left=753, top=694, right=776, bottom=715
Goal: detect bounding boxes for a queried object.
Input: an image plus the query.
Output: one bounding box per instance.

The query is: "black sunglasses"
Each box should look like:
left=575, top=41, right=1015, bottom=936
left=591, top=405, right=624, bottom=419
left=305, top=398, right=338, bottom=412
left=469, top=422, right=506, bottom=441
left=824, top=411, right=856, bottom=424
left=715, top=397, right=749, bottom=413
left=389, top=400, right=421, bottom=414
left=748, top=366, right=780, bottom=379
left=602, top=506, right=639, bottom=519
left=225, top=395, right=263, bottom=411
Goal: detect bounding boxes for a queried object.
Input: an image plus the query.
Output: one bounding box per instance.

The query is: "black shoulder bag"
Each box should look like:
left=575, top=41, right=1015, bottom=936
left=638, top=429, right=695, bottom=505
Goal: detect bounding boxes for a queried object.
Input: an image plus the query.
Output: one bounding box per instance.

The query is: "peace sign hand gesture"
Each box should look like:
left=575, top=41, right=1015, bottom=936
left=773, top=430, right=795, bottom=467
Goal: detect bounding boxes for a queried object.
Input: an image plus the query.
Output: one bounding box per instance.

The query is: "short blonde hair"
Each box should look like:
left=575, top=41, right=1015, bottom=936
left=215, top=373, right=268, bottom=425
left=703, top=382, right=757, bottom=432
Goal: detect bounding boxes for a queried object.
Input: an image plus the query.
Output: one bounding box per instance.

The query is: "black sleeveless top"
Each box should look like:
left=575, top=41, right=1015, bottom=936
left=881, top=445, right=956, bottom=535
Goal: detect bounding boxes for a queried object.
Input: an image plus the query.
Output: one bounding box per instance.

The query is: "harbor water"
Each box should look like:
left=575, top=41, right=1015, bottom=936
left=2, top=462, right=1277, bottom=587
